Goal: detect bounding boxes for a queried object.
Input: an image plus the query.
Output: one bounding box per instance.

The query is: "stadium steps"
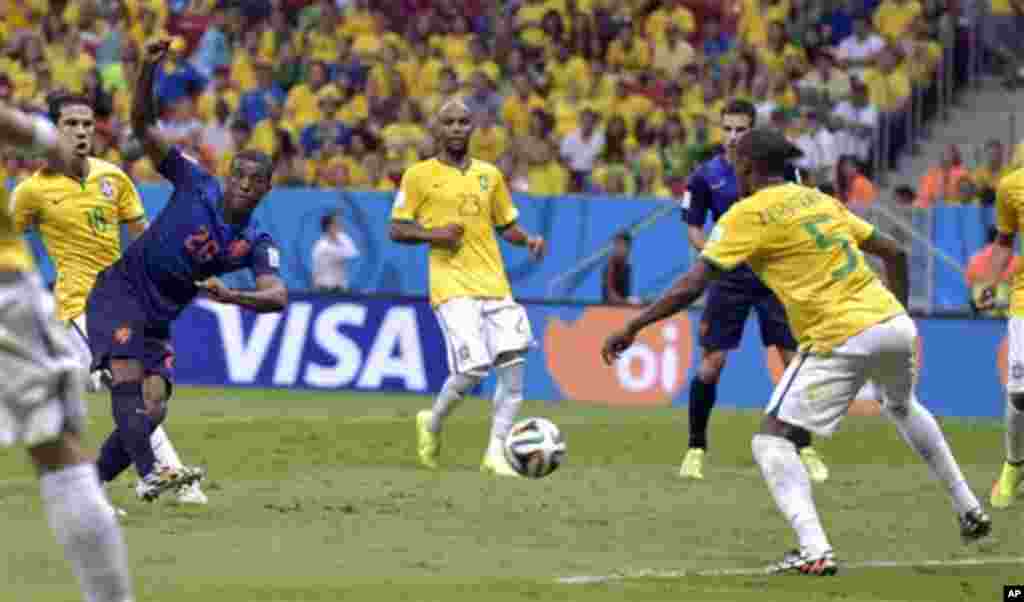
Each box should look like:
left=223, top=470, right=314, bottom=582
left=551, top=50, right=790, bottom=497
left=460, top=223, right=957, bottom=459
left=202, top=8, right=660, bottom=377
left=881, top=76, right=1024, bottom=196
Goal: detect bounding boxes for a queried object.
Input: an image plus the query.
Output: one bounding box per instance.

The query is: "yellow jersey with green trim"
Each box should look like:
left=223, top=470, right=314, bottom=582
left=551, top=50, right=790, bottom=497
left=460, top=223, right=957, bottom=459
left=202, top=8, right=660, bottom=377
left=0, top=165, right=34, bottom=273
left=11, top=158, right=146, bottom=321
left=701, top=183, right=904, bottom=353
left=391, top=158, right=517, bottom=307
left=995, top=167, right=1024, bottom=317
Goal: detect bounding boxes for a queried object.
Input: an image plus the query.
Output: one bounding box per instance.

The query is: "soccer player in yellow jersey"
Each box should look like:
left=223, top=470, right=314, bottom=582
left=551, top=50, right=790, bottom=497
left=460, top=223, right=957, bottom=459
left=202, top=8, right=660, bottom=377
left=0, top=102, right=134, bottom=602
left=11, top=93, right=207, bottom=506
left=603, top=129, right=990, bottom=573
left=390, top=98, right=547, bottom=476
left=978, top=166, right=1024, bottom=508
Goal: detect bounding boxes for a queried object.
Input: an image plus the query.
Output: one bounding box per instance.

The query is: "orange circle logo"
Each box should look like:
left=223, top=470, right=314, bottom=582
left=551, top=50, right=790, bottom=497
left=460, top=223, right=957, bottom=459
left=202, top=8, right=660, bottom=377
left=544, top=307, right=693, bottom=406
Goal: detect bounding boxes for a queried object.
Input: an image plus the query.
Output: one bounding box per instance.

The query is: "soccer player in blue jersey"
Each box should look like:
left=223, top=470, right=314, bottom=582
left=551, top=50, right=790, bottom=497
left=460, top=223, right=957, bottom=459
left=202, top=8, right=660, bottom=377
left=679, top=99, right=829, bottom=481
left=88, top=39, right=288, bottom=501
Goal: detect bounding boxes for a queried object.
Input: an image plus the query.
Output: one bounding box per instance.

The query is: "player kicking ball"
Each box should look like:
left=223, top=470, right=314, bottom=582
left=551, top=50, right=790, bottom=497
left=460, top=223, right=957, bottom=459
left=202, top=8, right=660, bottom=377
left=0, top=103, right=134, bottom=601
left=680, top=99, right=827, bottom=482
left=390, top=98, right=547, bottom=476
left=11, top=91, right=207, bottom=505
left=603, top=129, right=990, bottom=574
left=86, top=38, right=288, bottom=501
left=977, top=165, right=1024, bottom=507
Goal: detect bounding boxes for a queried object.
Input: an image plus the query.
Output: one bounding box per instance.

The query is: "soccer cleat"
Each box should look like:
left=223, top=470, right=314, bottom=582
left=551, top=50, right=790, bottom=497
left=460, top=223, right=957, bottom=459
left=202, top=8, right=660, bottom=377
left=415, top=410, right=440, bottom=469
left=176, top=481, right=209, bottom=505
left=480, top=451, right=522, bottom=477
left=679, top=448, right=705, bottom=479
left=990, top=461, right=1023, bottom=509
left=769, top=549, right=838, bottom=576
left=135, top=465, right=205, bottom=502
left=958, top=507, right=992, bottom=543
left=799, top=447, right=830, bottom=483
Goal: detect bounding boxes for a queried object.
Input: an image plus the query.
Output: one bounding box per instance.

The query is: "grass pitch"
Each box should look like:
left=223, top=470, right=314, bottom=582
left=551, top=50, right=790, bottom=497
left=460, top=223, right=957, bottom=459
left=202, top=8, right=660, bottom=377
left=1, top=387, right=1020, bottom=601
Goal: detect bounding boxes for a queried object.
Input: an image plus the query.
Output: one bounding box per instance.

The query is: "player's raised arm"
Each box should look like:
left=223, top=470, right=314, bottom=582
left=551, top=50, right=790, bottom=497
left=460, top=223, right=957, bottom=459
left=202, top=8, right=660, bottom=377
left=132, top=39, right=172, bottom=168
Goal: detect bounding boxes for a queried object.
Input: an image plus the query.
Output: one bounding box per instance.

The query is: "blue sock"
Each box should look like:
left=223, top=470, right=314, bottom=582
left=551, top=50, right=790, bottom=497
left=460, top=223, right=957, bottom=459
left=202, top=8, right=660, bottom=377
left=96, top=429, right=132, bottom=483
left=688, top=378, right=717, bottom=450
left=111, top=381, right=158, bottom=479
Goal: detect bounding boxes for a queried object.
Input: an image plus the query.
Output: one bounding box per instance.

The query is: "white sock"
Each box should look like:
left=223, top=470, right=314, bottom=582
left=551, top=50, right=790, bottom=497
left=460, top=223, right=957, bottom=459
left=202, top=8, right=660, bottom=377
left=1006, top=396, right=1024, bottom=464
left=40, top=463, right=133, bottom=602
left=490, top=359, right=525, bottom=445
left=885, top=400, right=979, bottom=515
left=150, top=426, right=183, bottom=470
left=752, top=434, right=831, bottom=556
left=429, top=373, right=482, bottom=434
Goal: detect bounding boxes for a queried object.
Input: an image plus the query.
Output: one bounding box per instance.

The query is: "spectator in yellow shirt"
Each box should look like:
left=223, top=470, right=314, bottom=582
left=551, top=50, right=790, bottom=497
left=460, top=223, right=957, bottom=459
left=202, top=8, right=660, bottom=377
left=282, top=61, right=330, bottom=133
left=645, top=0, right=697, bottom=40
left=516, top=0, right=551, bottom=47
left=652, top=22, right=696, bottom=79
left=606, top=22, right=652, bottom=73
left=608, top=77, right=655, bottom=136
left=546, top=43, right=591, bottom=94
left=502, top=74, right=547, bottom=138
left=250, top=98, right=296, bottom=159
left=195, top=65, right=240, bottom=123
left=873, top=0, right=923, bottom=42
left=381, top=100, right=427, bottom=165
left=47, top=28, right=96, bottom=94
left=433, top=15, right=473, bottom=66
left=862, top=47, right=911, bottom=114
left=469, top=110, right=509, bottom=164
left=759, top=21, right=807, bottom=76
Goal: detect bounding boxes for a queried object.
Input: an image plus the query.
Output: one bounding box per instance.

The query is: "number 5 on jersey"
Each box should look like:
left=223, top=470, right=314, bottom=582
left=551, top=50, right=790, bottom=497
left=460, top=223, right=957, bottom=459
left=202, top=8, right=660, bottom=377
left=802, top=215, right=858, bottom=280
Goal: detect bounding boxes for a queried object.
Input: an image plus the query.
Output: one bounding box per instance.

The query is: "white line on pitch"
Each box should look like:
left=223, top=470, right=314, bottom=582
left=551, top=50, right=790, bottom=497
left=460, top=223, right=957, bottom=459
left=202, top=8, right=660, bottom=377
left=558, top=556, right=1024, bottom=584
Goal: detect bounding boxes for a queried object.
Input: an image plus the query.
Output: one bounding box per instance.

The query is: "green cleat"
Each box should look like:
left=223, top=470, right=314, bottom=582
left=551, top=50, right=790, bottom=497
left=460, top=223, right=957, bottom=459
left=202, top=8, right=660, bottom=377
left=800, top=447, right=830, bottom=483
left=990, top=461, right=1023, bottom=509
left=679, top=448, right=705, bottom=479
left=416, top=410, right=440, bottom=469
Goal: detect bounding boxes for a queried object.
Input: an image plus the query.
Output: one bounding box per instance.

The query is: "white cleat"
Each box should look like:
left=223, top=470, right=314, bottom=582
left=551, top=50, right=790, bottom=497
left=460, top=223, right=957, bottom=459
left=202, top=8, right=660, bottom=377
left=176, top=482, right=209, bottom=505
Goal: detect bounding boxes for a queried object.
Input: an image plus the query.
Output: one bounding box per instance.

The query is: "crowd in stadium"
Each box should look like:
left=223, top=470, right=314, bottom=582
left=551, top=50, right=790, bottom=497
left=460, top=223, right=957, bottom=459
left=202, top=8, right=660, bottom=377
left=0, top=0, right=980, bottom=203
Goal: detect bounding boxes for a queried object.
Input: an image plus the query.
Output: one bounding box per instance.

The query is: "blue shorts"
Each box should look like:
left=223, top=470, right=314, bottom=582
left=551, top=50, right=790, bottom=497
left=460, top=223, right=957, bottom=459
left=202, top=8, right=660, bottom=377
left=85, top=267, right=175, bottom=390
left=699, top=272, right=797, bottom=352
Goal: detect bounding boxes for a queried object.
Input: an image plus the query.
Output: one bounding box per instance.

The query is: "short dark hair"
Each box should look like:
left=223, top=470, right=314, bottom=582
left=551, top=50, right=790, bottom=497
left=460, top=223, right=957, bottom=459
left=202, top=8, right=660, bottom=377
left=987, top=226, right=999, bottom=244
left=47, top=91, right=93, bottom=123
left=233, top=149, right=274, bottom=178
left=893, top=185, right=916, bottom=198
left=321, top=213, right=337, bottom=232
left=722, top=98, right=757, bottom=128
left=739, top=128, right=803, bottom=175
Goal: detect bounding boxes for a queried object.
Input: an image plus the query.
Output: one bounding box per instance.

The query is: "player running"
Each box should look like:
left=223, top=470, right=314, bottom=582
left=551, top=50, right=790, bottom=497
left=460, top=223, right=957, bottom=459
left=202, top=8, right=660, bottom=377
left=391, top=97, right=547, bottom=476
left=978, top=165, right=1024, bottom=507
left=87, top=38, right=287, bottom=501
left=680, top=99, right=828, bottom=482
left=0, top=103, right=134, bottom=601
left=603, top=128, right=990, bottom=574
left=11, top=91, right=208, bottom=505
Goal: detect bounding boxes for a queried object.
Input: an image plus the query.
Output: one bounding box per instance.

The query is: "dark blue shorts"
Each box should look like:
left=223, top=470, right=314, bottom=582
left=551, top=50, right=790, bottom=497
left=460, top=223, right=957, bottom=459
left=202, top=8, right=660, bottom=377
left=86, top=267, right=175, bottom=389
left=699, top=273, right=797, bottom=352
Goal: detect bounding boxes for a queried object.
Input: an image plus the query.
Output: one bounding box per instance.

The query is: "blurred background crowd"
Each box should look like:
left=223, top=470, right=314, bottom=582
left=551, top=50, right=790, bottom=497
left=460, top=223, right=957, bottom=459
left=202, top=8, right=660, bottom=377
left=0, top=0, right=984, bottom=204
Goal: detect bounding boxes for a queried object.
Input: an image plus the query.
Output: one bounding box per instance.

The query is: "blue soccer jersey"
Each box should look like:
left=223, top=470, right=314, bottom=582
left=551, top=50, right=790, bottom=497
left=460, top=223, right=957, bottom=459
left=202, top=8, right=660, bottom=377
left=118, top=147, right=281, bottom=322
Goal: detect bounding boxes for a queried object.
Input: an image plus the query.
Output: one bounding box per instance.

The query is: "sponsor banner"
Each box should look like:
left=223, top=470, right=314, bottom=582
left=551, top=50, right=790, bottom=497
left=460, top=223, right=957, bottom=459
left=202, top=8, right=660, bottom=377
left=173, top=294, right=447, bottom=393
left=173, top=294, right=1008, bottom=418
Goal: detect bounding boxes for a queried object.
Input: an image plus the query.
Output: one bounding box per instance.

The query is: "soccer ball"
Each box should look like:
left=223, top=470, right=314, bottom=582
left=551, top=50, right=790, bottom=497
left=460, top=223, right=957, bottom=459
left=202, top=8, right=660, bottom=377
left=503, top=417, right=566, bottom=479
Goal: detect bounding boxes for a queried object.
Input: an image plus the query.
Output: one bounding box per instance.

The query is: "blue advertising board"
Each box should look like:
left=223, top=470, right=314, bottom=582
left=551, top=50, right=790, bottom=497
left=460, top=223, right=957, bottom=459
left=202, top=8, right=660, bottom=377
left=172, top=293, right=1009, bottom=418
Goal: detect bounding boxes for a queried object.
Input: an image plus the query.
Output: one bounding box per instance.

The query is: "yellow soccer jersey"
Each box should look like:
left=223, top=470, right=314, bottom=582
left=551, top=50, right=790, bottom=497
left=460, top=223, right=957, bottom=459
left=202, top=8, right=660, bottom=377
left=702, top=183, right=904, bottom=353
left=391, top=159, right=518, bottom=307
left=0, top=167, right=34, bottom=273
left=12, top=159, right=146, bottom=321
left=995, top=168, right=1024, bottom=316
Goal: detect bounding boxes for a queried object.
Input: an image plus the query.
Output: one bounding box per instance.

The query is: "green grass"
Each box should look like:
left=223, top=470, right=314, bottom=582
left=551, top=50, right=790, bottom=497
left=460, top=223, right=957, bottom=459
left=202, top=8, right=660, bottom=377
left=2, top=387, right=1021, bottom=601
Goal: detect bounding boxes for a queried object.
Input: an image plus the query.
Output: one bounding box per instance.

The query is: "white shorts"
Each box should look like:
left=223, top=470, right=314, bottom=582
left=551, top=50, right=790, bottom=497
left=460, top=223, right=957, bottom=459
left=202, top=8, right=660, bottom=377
left=765, top=314, right=917, bottom=437
left=434, top=297, right=534, bottom=375
left=1007, top=317, right=1024, bottom=394
left=0, top=274, right=86, bottom=448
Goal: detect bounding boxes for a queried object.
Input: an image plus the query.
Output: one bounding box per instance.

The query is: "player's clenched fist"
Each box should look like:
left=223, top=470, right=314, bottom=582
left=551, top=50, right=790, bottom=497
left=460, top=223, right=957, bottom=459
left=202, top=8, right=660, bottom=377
left=196, top=277, right=236, bottom=303
left=143, top=39, right=170, bottom=63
